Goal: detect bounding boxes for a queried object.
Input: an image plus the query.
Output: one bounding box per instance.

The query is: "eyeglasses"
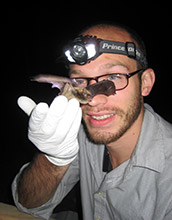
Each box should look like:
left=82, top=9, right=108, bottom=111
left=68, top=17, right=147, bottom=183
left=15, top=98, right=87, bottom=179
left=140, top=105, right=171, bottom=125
left=71, top=69, right=143, bottom=91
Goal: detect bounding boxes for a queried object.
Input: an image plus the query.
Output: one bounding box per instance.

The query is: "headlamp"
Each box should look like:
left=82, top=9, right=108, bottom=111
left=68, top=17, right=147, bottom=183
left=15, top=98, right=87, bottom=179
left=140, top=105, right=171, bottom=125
left=65, top=35, right=99, bottom=65
left=64, top=35, right=148, bottom=68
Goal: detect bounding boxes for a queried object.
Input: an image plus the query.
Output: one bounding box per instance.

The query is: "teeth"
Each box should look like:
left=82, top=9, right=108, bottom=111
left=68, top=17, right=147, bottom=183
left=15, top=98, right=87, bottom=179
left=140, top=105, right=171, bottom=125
left=91, top=114, right=114, bottom=120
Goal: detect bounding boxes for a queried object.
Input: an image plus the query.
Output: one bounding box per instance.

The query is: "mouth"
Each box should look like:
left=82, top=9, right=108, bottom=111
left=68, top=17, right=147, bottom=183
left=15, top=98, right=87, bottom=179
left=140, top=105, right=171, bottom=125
left=86, top=112, right=116, bottom=127
left=91, top=113, right=115, bottom=120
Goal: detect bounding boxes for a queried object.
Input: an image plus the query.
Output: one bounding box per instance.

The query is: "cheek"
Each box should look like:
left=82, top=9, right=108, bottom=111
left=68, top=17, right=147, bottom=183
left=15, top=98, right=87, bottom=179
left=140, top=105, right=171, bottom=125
left=121, top=76, right=141, bottom=96
left=110, top=90, right=134, bottom=108
left=110, top=80, right=141, bottom=108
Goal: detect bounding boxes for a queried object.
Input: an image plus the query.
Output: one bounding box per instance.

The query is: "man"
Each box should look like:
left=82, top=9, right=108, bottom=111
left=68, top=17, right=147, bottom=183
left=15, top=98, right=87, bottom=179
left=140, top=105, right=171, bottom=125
left=12, top=23, right=172, bottom=220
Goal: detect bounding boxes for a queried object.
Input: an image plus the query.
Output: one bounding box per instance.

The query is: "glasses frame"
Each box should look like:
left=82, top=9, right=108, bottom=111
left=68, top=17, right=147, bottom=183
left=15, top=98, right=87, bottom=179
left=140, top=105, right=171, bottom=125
left=71, top=69, right=144, bottom=91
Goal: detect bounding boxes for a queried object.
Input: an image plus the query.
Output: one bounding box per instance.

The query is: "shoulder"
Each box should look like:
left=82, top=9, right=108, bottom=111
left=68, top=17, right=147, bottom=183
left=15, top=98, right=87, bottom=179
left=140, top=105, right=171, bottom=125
left=143, top=104, right=172, bottom=169
left=147, top=103, right=172, bottom=150
left=144, top=105, right=172, bottom=211
left=147, top=104, right=172, bottom=173
left=144, top=104, right=172, bottom=139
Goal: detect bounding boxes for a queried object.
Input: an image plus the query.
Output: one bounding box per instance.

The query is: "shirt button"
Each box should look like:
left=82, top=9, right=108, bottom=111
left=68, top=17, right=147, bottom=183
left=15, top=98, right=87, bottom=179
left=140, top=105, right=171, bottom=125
left=97, top=192, right=103, bottom=196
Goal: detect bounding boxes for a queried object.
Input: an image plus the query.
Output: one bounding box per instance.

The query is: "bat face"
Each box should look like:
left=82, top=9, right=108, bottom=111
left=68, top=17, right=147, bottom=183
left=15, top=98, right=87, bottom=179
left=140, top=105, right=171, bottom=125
left=32, top=75, right=116, bottom=104
left=60, top=83, right=92, bottom=104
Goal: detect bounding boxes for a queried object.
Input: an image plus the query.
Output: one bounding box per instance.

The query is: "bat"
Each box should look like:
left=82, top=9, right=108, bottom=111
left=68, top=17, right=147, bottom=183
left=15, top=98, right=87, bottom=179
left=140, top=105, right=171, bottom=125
left=32, top=75, right=92, bottom=104
left=32, top=74, right=116, bottom=104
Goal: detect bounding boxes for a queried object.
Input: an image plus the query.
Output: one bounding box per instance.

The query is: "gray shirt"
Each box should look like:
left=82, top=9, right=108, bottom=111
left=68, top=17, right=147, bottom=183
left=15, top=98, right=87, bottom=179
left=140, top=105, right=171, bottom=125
left=12, top=104, right=172, bottom=220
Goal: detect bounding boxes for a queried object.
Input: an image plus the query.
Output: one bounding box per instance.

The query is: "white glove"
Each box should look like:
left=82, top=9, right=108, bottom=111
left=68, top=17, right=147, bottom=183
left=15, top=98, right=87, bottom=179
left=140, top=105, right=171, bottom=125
left=17, top=96, right=82, bottom=166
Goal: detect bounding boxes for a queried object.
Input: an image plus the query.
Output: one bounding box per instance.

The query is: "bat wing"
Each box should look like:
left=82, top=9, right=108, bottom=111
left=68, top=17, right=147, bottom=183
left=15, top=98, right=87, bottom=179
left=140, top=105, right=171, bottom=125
left=32, top=74, right=72, bottom=90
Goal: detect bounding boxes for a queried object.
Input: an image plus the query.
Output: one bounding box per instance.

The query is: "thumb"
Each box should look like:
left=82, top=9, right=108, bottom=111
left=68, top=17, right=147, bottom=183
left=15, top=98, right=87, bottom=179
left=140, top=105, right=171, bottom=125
left=17, top=96, right=36, bottom=116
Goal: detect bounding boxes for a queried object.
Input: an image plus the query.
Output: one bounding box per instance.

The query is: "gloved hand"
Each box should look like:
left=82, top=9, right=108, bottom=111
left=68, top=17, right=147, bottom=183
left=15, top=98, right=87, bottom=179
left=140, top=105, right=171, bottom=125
left=17, top=96, right=82, bottom=166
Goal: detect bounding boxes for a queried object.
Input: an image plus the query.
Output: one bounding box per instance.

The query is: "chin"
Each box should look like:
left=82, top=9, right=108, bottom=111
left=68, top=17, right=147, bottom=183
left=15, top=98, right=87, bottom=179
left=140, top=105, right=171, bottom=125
left=82, top=102, right=143, bottom=145
left=83, top=122, right=124, bottom=145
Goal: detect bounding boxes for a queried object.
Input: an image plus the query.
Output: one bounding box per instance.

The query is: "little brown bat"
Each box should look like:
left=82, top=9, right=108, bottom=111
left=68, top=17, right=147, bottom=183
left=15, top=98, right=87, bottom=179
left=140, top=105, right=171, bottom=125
left=32, top=75, right=116, bottom=104
left=32, top=75, right=92, bottom=104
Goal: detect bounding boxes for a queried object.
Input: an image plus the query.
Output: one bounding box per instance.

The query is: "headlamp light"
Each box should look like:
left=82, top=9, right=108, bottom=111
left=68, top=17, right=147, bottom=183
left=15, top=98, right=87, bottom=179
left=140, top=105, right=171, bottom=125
left=71, top=44, right=87, bottom=63
left=64, top=35, right=148, bottom=69
left=64, top=35, right=100, bottom=65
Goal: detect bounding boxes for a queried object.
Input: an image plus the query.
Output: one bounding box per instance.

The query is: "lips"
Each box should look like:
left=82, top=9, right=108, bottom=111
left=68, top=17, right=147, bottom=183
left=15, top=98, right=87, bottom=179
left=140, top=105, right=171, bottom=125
left=86, top=112, right=116, bottom=127
left=91, top=113, right=115, bottom=120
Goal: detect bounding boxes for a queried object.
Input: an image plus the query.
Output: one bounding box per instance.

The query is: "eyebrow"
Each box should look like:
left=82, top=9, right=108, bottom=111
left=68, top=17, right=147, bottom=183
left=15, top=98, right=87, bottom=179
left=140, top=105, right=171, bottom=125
left=103, top=62, right=129, bottom=70
left=69, top=62, right=129, bottom=77
left=69, top=69, right=83, bottom=76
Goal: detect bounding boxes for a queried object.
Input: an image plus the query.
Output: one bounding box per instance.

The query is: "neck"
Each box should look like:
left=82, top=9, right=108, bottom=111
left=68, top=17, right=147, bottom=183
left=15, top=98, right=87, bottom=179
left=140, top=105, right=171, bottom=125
left=107, top=108, right=144, bottom=169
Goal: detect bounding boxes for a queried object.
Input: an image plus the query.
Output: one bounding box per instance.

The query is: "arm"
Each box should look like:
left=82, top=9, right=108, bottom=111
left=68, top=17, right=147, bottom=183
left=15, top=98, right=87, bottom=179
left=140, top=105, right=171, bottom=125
left=18, top=153, right=70, bottom=209
left=15, top=96, right=81, bottom=210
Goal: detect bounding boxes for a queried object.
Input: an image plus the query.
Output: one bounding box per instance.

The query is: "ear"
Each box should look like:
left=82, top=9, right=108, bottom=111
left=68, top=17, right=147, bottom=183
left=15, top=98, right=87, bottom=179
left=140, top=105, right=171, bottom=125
left=141, top=68, right=155, bottom=96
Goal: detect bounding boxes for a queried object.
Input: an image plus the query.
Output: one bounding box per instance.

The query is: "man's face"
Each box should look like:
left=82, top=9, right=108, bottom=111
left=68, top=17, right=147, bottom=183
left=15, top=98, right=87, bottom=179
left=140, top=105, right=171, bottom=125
left=69, top=28, right=144, bottom=145
left=70, top=52, right=143, bottom=145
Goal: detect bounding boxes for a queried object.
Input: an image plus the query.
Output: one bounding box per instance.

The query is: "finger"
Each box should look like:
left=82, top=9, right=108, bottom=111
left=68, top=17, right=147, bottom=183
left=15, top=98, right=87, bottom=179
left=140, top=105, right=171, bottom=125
left=56, top=98, right=81, bottom=137
left=63, top=106, right=82, bottom=141
left=53, top=103, right=82, bottom=154
left=29, top=102, right=49, bottom=132
left=49, top=96, right=68, bottom=117
left=41, top=96, right=68, bottom=134
left=69, top=106, right=82, bottom=135
left=17, top=96, right=36, bottom=116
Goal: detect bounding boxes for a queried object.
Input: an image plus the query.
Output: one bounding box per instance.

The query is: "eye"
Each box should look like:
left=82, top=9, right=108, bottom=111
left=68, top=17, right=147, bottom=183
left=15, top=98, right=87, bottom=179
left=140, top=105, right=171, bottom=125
left=108, top=74, right=120, bottom=81
left=75, top=79, right=85, bottom=85
left=72, top=78, right=87, bottom=87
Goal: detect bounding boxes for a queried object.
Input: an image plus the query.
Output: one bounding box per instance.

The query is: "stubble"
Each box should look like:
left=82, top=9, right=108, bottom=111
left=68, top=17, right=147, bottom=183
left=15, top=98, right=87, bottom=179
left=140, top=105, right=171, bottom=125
left=82, top=89, right=143, bottom=145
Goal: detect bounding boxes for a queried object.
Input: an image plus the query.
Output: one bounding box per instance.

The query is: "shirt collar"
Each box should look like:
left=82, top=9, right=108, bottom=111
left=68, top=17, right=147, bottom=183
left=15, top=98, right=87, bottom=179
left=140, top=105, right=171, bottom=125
left=102, top=104, right=166, bottom=174
left=130, top=104, right=165, bottom=173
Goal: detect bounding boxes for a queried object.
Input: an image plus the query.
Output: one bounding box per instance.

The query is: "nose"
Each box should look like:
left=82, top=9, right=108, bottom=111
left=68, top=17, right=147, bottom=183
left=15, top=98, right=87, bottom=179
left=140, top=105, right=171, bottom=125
left=86, top=80, right=116, bottom=107
left=88, top=94, right=108, bottom=107
left=87, top=80, right=107, bottom=107
left=88, top=79, right=98, bottom=85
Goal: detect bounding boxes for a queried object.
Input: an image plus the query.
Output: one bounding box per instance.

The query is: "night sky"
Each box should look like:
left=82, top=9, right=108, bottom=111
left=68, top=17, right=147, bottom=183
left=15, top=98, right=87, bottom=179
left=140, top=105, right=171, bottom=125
left=3, top=7, right=171, bottom=205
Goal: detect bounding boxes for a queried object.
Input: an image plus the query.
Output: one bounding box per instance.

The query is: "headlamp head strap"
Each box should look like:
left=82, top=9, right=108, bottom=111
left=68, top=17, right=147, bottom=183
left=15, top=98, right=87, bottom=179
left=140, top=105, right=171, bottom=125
left=64, top=35, right=148, bottom=68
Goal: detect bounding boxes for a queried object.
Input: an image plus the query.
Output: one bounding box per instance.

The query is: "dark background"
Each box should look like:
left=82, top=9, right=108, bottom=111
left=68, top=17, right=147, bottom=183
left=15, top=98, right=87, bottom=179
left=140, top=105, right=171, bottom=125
left=3, top=6, right=171, bottom=214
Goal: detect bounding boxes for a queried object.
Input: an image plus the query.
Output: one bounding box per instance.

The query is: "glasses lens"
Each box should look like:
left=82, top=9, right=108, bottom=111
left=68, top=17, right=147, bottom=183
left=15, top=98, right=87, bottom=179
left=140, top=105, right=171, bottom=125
left=99, top=74, right=127, bottom=90
left=72, top=78, right=87, bottom=87
left=72, top=74, right=128, bottom=90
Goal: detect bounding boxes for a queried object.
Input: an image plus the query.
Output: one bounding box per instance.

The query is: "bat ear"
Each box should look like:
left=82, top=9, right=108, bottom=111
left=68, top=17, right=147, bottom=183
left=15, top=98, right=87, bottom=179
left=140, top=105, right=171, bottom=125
left=51, top=82, right=65, bottom=90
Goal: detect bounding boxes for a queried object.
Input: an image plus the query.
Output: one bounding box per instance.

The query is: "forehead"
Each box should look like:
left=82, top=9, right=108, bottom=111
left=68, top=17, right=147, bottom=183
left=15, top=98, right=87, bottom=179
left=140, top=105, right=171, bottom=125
left=69, top=26, right=137, bottom=76
left=69, top=53, right=137, bottom=77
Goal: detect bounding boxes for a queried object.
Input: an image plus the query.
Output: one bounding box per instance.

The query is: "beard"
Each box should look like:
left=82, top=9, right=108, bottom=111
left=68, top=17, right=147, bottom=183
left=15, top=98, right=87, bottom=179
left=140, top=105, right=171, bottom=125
left=82, top=89, right=143, bottom=145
